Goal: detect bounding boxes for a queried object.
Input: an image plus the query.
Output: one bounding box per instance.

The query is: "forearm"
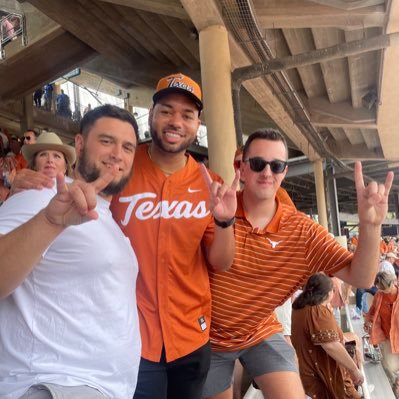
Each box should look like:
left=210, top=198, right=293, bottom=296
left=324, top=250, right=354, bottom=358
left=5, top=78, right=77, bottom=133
left=206, top=225, right=235, bottom=271
left=320, top=341, right=359, bottom=372
left=0, top=209, right=64, bottom=299
left=336, top=224, right=380, bottom=287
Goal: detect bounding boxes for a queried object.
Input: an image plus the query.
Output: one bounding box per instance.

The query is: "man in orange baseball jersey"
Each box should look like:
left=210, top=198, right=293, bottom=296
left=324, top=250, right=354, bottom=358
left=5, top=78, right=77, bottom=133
left=202, top=129, right=394, bottom=399
left=111, top=73, right=239, bottom=399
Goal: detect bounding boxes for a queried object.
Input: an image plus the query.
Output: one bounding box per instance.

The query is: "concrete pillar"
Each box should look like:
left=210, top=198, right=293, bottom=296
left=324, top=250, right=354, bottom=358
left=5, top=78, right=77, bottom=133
left=314, top=159, right=328, bottom=229
left=199, top=25, right=236, bottom=183
left=20, top=95, right=34, bottom=134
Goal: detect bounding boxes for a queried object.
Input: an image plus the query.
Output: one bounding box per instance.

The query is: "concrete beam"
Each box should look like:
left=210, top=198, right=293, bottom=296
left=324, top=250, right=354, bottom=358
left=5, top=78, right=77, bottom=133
left=308, top=0, right=384, bottom=10
left=251, top=0, right=386, bottom=29
left=26, top=0, right=136, bottom=67
left=308, top=97, right=377, bottom=128
left=97, top=0, right=188, bottom=20
left=327, top=140, right=385, bottom=159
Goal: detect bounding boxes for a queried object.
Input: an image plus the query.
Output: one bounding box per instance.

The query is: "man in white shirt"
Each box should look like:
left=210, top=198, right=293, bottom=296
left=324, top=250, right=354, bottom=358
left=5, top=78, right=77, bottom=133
left=0, top=105, right=141, bottom=399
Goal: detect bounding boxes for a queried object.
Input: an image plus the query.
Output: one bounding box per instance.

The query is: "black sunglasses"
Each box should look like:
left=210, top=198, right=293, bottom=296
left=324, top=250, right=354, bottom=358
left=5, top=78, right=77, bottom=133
left=24, top=136, right=31, bottom=141
left=243, top=157, right=287, bottom=174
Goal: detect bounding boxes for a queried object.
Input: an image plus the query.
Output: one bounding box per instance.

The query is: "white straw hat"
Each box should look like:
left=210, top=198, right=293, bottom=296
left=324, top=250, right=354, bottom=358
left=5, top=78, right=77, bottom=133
left=22, top=132, right=76, bottom=166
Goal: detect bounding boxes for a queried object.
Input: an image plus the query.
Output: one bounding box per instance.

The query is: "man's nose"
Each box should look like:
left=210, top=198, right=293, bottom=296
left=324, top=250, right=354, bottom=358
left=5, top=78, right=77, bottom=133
left=111, top=144, right=123, bottom=160
left=168, top=112, right=183, bottom=127
left=260, top=164, right=272, bottom=176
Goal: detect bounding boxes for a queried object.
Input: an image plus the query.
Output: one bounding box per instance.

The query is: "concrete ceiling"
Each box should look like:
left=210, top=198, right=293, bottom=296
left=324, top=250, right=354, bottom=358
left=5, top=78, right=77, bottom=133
left=1, top=0, right=399, bottom=214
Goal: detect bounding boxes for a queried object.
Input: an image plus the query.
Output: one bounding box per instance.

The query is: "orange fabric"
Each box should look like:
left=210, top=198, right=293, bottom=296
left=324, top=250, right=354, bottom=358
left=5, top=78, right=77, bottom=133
left=380, top=241, right=388, bottom=255
left=365, top=285, right=399, bottom=352
left=14, top=153, right=27, bottom=170
left=111, top=144, right=219, bottom=362
left=380, top=292, right=396, bottom=338
left=276, top=187, right=295, bottom=208
left=351, top=236, right=358, bottom=247
left=388, top=241, right=396, bottom=253
left=209, top=193, right=353, bottom=351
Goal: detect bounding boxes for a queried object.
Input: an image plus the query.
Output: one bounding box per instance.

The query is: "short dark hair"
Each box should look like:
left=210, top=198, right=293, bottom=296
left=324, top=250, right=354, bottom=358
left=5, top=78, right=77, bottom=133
left=243, top=128, right=288, bottom=160
left=80, top=104, right=139, bottom=141
left=292, top=273, right=333, bottom=310
left=26, top=129, right=39, bottom=137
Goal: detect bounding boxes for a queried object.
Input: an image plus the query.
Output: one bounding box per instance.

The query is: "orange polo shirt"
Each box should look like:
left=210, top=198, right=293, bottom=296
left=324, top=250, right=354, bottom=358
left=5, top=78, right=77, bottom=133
left=209, top=192, right=353, bottom=351
left=111, top=144, right=219, bottom=362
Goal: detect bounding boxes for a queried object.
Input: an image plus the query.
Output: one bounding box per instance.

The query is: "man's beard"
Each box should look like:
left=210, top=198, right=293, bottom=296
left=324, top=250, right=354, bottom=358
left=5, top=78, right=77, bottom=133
left=150, top=125, right=196, bottom=154
left=77, top=146, right=132, bottom=196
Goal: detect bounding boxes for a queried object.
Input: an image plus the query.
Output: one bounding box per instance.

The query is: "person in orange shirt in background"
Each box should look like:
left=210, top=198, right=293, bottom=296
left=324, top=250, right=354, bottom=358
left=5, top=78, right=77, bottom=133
left=364, top=271, right=399, bottom=398
left=387, top=237, right=396, bottom=253
left=381, top=237, right=388, bottom=255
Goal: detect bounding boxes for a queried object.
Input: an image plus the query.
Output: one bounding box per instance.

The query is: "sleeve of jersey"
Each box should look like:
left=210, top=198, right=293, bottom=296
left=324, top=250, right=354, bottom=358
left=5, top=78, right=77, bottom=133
left=202, top=169, right=224, bottom=248
left=305, top=222, right=353, bottom=276
left=309, top=305, right=340, bottom=344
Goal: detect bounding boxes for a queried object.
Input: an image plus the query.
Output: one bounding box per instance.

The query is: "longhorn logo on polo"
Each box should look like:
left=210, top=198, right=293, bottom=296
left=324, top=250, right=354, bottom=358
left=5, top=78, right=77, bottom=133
left=118, top=192, right=210, bottom=225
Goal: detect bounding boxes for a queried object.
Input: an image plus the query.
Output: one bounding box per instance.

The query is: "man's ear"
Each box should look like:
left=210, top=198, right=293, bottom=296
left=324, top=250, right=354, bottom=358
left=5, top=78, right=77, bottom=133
left=75, top=134, right=84, bottom=155
left=148, top=107, right=154, bottom=126
left=240, top=161, right=246, bottom=183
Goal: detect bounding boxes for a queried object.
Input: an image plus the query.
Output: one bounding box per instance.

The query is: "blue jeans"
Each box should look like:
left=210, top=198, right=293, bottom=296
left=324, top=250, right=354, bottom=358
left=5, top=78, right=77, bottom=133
left=355, top=286, right=377, bottom=312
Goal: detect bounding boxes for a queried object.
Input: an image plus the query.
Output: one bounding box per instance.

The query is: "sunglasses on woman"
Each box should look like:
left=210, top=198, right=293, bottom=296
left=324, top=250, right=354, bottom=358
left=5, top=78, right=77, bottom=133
left=243, top=157, right=287, bottom=174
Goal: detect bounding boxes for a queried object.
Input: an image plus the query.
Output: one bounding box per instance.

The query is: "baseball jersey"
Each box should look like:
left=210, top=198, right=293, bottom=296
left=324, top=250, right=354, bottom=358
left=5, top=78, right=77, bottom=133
left=111, top=144, right=219, bottom=362
left=209, top=192, right=353, bottom=351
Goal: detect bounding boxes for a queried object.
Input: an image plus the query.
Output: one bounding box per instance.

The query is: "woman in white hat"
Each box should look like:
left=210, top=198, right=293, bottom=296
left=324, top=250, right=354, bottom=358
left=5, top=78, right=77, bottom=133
left=22, top=132, right=76, bottom=178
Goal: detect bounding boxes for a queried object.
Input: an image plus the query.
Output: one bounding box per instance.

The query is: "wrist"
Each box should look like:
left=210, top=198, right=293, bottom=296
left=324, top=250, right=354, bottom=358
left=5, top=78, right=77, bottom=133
left=39, top=209, right=64, bottom=231
left=214, top=216, right=235, bottom=228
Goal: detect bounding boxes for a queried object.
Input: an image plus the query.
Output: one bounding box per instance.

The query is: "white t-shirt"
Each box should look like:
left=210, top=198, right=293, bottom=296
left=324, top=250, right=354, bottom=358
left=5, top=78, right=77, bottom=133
left=0, top=181, right=141, bottom=399
left=379, top=260, right=396, bottom=276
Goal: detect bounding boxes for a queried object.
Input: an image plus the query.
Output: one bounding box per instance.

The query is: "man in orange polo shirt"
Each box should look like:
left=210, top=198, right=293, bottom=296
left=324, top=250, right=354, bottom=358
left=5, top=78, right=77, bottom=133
left=110, top=74, right=239, bottom=399
left=203, top=128, right=394, bottom=399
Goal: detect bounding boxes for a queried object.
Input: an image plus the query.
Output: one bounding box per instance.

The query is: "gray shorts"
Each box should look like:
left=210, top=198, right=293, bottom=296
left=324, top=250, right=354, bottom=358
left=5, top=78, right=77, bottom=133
left=202, top=332, right=298, bottom=398
left=19, top=383, right=107, bottom=399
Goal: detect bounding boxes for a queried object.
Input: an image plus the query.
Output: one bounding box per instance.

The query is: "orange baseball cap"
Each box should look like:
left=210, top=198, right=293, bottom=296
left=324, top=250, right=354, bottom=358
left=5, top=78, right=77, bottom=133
left=153, top=73, right=203, bottom=111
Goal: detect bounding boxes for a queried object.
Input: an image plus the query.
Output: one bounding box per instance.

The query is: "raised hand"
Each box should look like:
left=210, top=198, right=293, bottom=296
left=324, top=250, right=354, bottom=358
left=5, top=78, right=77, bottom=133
left=200, top=164, right=240, bottom=222
left=355, top=161, right=394, bottom=226
left=10, top=168, right=53, bottom=195
left=44, top=170, right=116, bottom=227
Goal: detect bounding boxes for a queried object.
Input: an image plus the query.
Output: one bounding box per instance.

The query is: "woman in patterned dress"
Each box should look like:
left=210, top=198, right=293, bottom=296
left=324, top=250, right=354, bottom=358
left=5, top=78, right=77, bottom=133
left=291, top=273, right=363, bottom=398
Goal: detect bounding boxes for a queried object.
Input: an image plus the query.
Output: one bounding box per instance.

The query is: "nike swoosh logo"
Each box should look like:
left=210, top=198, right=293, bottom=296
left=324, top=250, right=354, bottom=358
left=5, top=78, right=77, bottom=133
left=188, top=187, right=201, bottom=193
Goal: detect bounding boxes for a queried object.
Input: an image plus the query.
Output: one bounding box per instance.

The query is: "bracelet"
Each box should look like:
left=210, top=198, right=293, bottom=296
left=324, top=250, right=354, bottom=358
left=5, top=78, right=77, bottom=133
left=214, top=217, right=235, bottom=228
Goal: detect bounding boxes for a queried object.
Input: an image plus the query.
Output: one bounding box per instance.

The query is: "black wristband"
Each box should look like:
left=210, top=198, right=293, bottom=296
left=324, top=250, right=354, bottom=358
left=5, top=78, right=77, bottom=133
left=214, top=217, right=235, bottom=228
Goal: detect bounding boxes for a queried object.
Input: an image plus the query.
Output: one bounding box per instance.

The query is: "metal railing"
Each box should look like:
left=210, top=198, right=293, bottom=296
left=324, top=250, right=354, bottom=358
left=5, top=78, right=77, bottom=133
left=0, top=11, right=27, bottom=60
